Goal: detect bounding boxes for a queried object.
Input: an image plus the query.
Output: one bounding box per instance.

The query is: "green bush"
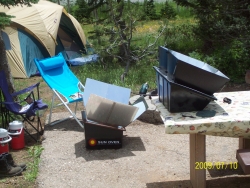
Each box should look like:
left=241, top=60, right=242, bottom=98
left=211, top=42, right=250, bottom=83
left=25, top=145, right=44, bottom=182
left=164, top=23, right=201, bottom=54
left=143, top=0, right=160, bottom=20
left=160, top=1, right=177, bottom=19
left=189, top=40, right=250, bottom=83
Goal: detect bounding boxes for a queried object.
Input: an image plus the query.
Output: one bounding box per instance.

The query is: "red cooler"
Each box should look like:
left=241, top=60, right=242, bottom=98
left=8, top=121, right=25, bottom=150
left=0, top=128, right=12, bottom=154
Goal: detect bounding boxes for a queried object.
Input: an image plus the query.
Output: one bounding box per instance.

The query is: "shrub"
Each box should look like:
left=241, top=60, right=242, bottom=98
left=160, top=1, right=177, bottom=19
left=164, top=23, right=201, bottom=54
left=144, top=0, right=159, bottom=20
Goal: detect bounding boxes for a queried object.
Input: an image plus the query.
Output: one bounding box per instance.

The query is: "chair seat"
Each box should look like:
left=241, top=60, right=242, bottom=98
left=236, top=149, right=250, bottom=174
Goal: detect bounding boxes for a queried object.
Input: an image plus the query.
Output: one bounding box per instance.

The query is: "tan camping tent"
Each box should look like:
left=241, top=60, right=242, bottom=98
left=0, top=0, right=87, bottom=78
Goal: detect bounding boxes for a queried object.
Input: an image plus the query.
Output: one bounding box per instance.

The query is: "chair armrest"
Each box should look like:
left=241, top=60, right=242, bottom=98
left=11, top=82, right=40, bottom=97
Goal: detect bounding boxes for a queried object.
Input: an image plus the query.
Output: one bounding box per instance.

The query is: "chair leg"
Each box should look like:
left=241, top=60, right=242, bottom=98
left=21, top=115, right=44, bottom=142
left=74, top=101, right=78, bottom=114
left=48, top=93, right=72, bottom=125
left=48, top=93, right=56, bottom=124
left=1, top=108, right=11, bottom=129
left=37, top=116, right=44, bottom=135
left=0, top=108, right=5, bottom=128
left=3, top=110, right=8, bottom=129
left=23, top=127, right=39, bottom=142
left=0, top=110, right=4, bottom=128
left=48, top=92, right=84, bottom=128
left=59, top=100, right=84, bottom=128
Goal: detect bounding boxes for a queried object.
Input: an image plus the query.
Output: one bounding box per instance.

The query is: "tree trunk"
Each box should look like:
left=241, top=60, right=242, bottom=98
left=67, top=0, right=70, bottom=13
left=0, top=36, right=15, bottom=93
left=115, top=0, right=132, bottom=78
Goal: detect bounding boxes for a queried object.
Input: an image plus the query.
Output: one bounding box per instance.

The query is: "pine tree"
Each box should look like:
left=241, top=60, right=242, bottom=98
left=161, top=1, right=177, bottom=19
left=145, top=0, right=158, bottom=20
left=74, top=0, right=90, bottom=22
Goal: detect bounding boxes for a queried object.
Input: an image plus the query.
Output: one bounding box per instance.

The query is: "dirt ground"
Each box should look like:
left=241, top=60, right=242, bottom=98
left=1, top=80, right=250, bottom=188
left=35, top=111, right=250, bottom=188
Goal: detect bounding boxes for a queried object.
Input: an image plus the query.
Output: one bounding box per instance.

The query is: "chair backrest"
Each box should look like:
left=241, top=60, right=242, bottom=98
left=0, top=71, right=22, bottom=112
left=34, top=53, right=81, bottom=102
left=0, top=71, right=14, bottom=103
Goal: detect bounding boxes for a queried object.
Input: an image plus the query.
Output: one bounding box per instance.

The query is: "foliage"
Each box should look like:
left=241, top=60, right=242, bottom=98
left=174, top=0, right=250, bottom=50
left=0, top=0, right=38, bottom=28
left=189, top=40, right=250, bottom=83
left=72, top=1, right=188, bottom=23
left=72, top=0, right=107, bottom=23
left=160, top=0, right=177, bottom=19
left=164, top=22, right=200, bottom=54
left=0, top=12, right=12, bottom=28
left=174, top=0, right=250, bottom=82
left=144, top=0, right=159, bottom=20
left=72, top=55, right=158, bottom=93
left=0, top=0, right=38, bottom=7
left=88, top=0, right=165, bottom=80
left=24, top=145, right=44, bottom=182
left=174, top=4, right=194, bottom=18
left=74, top=0, right=91, bottom=23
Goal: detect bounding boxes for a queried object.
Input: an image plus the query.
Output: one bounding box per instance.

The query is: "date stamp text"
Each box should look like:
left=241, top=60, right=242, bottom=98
left=195, top=162, right=238, bottom=170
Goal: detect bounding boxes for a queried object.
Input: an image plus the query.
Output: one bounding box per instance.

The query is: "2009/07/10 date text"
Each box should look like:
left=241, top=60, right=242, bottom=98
left=195, top=162, right=238, bottom=170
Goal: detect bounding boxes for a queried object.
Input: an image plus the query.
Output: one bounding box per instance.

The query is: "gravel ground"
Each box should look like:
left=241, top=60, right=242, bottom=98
left=36, top=102, right=250, bottom=188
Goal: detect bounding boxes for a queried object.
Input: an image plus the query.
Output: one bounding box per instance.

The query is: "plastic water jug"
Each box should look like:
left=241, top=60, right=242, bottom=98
left=0, top=128, right=12, bottom=154
left=8, top=121, right=25, bottom=150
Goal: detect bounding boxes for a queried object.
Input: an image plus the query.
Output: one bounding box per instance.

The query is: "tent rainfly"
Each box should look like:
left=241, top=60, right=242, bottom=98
left=0, top=0, right=87, bottom=78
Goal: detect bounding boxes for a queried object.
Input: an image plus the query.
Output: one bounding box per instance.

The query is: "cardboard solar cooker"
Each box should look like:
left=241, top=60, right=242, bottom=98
left=82, top=78, right=148, bottom=149
left=158, top=46, right=230, bottom=95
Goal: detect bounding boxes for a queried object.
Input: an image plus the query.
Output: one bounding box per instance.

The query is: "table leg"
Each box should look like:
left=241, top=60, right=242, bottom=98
left=190, top=134, right=206, bottom=188
left=239, top=138, right=250, bottom=149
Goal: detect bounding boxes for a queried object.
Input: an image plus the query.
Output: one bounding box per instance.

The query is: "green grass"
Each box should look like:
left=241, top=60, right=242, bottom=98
left=24, top=145, right=44, bottom=182
left=71, top=56, right=158, bottom=94
left=0, top=146, right=44, bottom=187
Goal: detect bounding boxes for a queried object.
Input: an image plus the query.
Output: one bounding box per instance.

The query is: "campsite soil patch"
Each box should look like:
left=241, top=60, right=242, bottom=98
left=1, top=78, right=250, bottom=188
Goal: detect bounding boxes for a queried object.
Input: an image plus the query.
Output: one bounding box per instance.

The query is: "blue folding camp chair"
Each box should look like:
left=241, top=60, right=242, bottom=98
left=34, top=52, right=85, bottom=128
left=0, top=71, right=48, bottom=141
